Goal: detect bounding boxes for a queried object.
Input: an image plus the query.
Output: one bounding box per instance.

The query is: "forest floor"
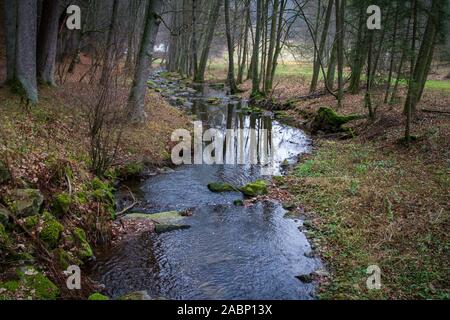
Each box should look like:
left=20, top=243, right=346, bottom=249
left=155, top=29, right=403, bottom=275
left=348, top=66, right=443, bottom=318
left=207, top=61, right=449, bottom=300
left=0, top=72, right=190, bottom=299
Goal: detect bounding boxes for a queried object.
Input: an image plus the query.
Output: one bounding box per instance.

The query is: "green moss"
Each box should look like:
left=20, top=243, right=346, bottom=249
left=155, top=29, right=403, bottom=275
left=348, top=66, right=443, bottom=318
left=240, top=180, right=268, bottom=197
left=0, top=223, right=10, bottom=247
left=119, top=162, right=144, bottom=179
left=39, top=212, right=64, bottom=249
left=73, top=227, right=93, bottom=260
left=52, top=192, right=72, bottom=216
left=88, top=292, right=109, bottom=300
left=21, top=268, right=59, bottom=300
left=0, top=280, right=19, bottom=292
left=24, top=215, right=39, bottom=229
left=312, top=107, right=362, bottom=133
left=207, top=182, right=237, bottom=193
left=233, top=200, right=244, bottom=206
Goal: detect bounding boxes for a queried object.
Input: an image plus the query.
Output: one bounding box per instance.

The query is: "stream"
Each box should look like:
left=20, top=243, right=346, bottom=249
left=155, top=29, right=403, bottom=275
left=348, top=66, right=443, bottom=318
left=89, top=71, right=322, bottom=300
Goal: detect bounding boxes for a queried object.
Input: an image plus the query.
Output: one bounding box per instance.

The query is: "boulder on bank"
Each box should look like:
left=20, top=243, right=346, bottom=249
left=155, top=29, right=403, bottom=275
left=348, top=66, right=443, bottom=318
left=8, top=189, right=44, bottom=217
left=39, top=212, right=64, bottom=249
left=126, top=211, right=186, bottom=224
left=310, top=107, right=362, bottom=133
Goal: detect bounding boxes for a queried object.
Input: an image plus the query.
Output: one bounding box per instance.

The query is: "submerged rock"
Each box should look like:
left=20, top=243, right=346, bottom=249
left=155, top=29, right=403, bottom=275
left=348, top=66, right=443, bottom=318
left=155, top=224, right=191, bottom=234
left=8, top=189, right=44, bottom=217
left=207, top=182, right=237, bottom=193
left=296, top=274, right=313, bottom=284
left=126, top=211, right=186, bottom=225
left=240, top=180, right=268, bottom=197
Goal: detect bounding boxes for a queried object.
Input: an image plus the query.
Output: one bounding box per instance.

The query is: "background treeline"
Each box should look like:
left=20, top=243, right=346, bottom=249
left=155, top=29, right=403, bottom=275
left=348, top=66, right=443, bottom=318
left=1, top=0, right=449, bottom=138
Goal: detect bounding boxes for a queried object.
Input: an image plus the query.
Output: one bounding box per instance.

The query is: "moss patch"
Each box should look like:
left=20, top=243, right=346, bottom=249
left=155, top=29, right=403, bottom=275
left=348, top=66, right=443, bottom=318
left=88, top=292, right=109, bottom=300
left=73, top=227, right=93, bottom=261
left=240, top=180, right=268, bottom=197
left=52, top=192, right=72, bottom=216
left=39, top=212, right=64, bottom=249
left=207, top=182, right=237, bottom=193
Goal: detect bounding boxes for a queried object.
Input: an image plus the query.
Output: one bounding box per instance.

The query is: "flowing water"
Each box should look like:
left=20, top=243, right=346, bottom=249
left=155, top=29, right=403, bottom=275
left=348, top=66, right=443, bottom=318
left=89, top=72, right=322, bottom=300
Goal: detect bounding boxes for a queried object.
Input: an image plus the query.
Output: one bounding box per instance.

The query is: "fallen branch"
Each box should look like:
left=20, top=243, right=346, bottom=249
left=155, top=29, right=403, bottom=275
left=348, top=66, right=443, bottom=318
left=115, top=186, right=138, bottom=218
left=422, top=108, right=450, bottom=115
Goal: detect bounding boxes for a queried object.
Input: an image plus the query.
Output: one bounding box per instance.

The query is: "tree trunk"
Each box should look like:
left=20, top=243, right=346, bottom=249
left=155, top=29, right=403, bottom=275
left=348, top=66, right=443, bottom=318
left=264, top=0, right=279, bottom=95
left=37, top=0, right=61, bottom=86
left=100, top=0, right=120, bottom=85
left=128, top=0, right=163, bottom=123
left=310, top=0, right=333, bottom=93
left=251, top=0, right=263, bottom=97
left=16, top=0, right=39, bottom=103
left=194, top=0, right=222, bottom=83
left=335, top=0, right=345, bottom=108
left=224, top=0, right=238, bottom=94
left=3, top=0, right=17, bottom=83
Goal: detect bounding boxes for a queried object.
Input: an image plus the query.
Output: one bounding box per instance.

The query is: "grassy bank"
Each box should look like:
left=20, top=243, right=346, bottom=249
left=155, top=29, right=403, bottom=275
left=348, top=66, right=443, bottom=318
left=0, top=83, right=190, bottom=300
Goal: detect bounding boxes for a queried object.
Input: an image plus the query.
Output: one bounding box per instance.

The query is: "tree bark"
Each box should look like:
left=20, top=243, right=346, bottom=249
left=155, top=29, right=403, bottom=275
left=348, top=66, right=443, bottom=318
left=128, top=0, right=163, bottom=123
left=37, top=0, right=61, bottom=86
left=251, top=0, right=263, bottom=97
left=3, top=0, right=17, bottom=83
left=224, top=0, right=238, bottom=94
left=16, top=0, right=39, bottom=103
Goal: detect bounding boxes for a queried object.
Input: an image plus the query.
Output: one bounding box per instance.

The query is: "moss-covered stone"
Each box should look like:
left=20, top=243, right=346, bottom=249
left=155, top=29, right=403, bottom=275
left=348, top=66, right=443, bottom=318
left=0, top=280, right=19, bottom=292
left=52, top=192, right=72, bottom=216
left=240, top=180, right=268, bottom=197
left=8, top=189, right=44, bottom=217
left=0, top=160, right=11, bottom=184
left=73, top=227, right=93, bottom=261
left=88, top=292, right=109, bottom=300
left=233, top=200, right=244, bottom=206
left=311, top=107, right=362, bottom=133
left=126, top=211, right=185, bottom=224
left=20, top=267, right=60, bottom=300
left=39, top=212, right=64, bottom=249
left=55, top=248, right=81, bottom=269
left=207, top=182, right=237, bottom=193
left=24, top=215, right=40, bottom=229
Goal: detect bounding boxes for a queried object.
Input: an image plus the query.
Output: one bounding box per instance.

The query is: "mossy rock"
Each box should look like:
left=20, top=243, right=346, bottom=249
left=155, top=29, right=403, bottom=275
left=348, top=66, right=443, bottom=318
left=0, top=160, right=11, bottom=184
left=0, top=280, right=20, bottom=293
left=296, top=274, right=313, bottom=284
left=311, top=107, right=362, bottom=133
left=155, top=224, right=191, bottom=234
left=240, top=180, right=268, bottom=197
left=18, top=267, right=60, bottom=300
left=233, top=199, right=244, bottom=206
left=8, top=189, right=44, bottom=217
left=73, top=227, right=93, bottom=261
left=88, top=292, right=109, bottom=300
left=55, top=248, right=81, bottom=269
left=207, top=182, right=237, bottom=193
left=39, top=212, right=64, bottom=249
left=126, top=211, right=185, bottom=224
left=24, top=215, right=40, bottom=229
left=52, top=192, right=72, bottom=216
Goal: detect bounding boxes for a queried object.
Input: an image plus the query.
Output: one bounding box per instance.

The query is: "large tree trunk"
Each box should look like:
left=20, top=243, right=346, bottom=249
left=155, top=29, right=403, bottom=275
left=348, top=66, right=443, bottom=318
left=237, top=1, right=250, bottom=84
left=100, top=0, right=121, bottom=85
left=194, top=0, right=221, bottom=83
left=335, top=0, right=345, bottom=108
left=264, top=0, right=279, bottom=95
left=16, top=0, right=39, bottom=103
left=310, top=0, right=333, bottom=93
left=224, top=0, right=238, bottom=94
left=251, top=0, right=263, bottom=97
left=3, top=0, right=17, bottom=83
left=37, top=0, right=61, bottom=86
left=127, top=0, right=163, bottom=123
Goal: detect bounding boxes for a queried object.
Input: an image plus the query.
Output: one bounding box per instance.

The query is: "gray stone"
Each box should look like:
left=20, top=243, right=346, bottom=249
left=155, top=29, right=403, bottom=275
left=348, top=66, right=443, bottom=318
left=8, top=189, right=44, bottom=217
